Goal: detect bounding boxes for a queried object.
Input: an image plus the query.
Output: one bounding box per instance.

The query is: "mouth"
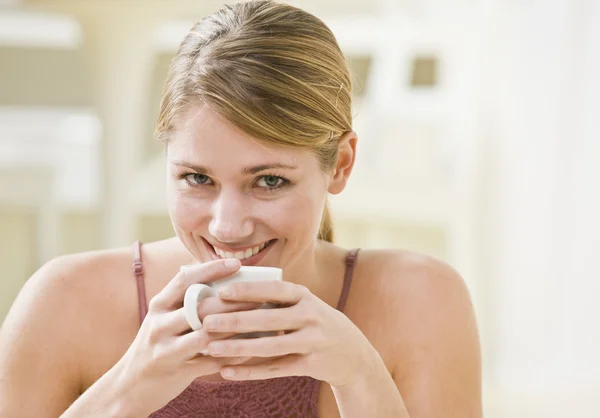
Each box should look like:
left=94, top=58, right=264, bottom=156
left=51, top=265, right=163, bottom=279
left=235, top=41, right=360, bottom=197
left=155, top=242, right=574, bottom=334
left=202, top=238, right=276, bottom=265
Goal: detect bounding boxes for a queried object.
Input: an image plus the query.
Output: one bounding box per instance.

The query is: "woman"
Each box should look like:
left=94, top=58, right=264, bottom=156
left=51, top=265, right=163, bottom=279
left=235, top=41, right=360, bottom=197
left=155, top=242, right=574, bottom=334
left=0, top=1, right=482, bottom=417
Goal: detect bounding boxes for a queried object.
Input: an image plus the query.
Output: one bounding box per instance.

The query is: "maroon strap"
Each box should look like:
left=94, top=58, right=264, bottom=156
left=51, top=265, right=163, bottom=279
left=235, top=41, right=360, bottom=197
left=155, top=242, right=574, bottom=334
left=336, top=248, right=360, bottom=312
left=132, top=240, right=148, bottom=326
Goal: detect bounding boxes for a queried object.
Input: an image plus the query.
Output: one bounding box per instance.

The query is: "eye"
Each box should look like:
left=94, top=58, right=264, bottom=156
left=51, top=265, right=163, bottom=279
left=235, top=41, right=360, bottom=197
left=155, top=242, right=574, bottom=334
left=184, top=173, right=213, bottom=186
left=256, top=175, right=287, bottom=190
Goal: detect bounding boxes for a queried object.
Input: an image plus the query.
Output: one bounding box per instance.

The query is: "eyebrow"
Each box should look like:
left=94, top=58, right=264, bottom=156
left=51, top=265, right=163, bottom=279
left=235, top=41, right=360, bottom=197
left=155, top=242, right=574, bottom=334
left=242, top=163, right=298, bottom=175
left=172, top=161, right=298, bottom=175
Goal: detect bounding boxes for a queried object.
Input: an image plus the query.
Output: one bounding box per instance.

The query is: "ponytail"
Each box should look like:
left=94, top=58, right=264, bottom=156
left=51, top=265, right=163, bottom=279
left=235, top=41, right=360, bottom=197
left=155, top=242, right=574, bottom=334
left=317, top=200, right=334, bottom=242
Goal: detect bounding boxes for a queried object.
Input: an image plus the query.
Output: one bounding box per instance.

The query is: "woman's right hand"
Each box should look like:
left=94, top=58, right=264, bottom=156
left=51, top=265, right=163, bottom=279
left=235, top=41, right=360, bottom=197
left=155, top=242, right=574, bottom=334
left=110, top=257, right=255, bottom=416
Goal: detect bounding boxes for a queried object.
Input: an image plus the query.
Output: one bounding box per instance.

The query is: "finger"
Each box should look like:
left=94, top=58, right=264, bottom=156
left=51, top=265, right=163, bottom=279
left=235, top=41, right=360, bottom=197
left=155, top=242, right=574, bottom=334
left=164, top=300, right=263, bottom=336
left=205, top=332, right=306, bottom=358
left=183, top=354, right=254, bottom=380
left=171, top=327, right=238, bottom=359
left=220, top=354, right=306, bottom=381
left=181, top=354, right=223, bottom=378
left=149, top=258, right=241, bottom=311
left=196, top=300, right=263, bottom=328
left=218, top=280, right=309, bottom=305
left=202, top=306, right=306, bottom=334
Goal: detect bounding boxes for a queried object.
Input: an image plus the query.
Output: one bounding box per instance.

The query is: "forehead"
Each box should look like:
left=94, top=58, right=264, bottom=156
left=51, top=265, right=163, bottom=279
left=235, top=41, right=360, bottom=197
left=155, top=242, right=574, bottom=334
left=168, top=105, right=315, bottom=168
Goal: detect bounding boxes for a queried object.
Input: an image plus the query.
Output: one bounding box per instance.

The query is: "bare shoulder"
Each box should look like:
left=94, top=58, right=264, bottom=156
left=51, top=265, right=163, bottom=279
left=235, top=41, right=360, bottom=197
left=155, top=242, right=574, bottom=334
left=353, top=248, right=482, bottom=416
left=1, top=246, right=132, bottom=337
left=18, top=246, right=141, bottom=333
left=29, top=246, right=134, bottom=302
left=356, top=248, right=467, bottom=292
left=0, top=245, right=140, bottom=363
left=0, top=246, right=136, bottom=416
left=354, top=248, right=475, bottom=320
left=358, top=247, right=479, bottom=344
left=0, top=238, right=188, bottom=415
left=5, top=237, right=188, bottom=336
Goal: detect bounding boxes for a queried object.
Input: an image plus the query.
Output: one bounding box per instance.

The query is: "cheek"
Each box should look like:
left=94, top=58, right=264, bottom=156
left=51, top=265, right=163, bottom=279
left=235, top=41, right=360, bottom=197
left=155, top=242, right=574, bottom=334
left=168, top=192, right=210, bottom=232
left=260, top=191, right=323, bottom=239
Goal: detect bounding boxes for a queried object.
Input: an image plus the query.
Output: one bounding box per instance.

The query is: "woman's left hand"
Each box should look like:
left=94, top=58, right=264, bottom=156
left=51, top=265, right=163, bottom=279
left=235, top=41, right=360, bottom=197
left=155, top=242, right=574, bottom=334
left=200, top=280, right=378, bottom=387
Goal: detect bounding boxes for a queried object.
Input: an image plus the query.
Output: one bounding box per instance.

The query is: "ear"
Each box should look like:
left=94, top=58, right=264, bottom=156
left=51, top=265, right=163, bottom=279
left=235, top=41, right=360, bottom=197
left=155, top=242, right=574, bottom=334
left=327, top=131, right=358, bottom=195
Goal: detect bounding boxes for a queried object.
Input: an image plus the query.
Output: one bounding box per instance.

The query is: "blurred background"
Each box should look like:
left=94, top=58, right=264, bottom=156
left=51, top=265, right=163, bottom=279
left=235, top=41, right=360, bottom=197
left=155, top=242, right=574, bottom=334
left=1, top=0, right=599, bottom=416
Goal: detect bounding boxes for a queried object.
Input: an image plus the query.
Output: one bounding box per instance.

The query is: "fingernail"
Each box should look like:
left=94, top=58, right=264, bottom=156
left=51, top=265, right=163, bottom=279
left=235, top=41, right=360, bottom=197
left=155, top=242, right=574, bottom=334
left=208, top=342, right=225, bottom=355
left=222, top=368, right=235, bottom=378
left=224, top=258, right=240, bottom=268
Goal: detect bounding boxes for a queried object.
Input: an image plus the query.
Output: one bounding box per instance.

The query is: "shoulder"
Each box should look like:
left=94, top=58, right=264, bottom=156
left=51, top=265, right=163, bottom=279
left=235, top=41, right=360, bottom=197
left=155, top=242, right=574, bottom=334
left=2, top=246, right=136, bottom=345
left=0, top=243, right=152, bottom=361
left=0, top=249, right=126, bottom=401
left=33, top=246, right=132, bottom=292
left=8, top=238, right=190, bottom=338
left=12, top=247, right=127, bottom=307
left=353, top=248, right=480, bottom=370
left=20, top=246, right=136, bottom=319
left=14, top=238, right=185, bottom=320
left=355, top=248, right=471, bottom=308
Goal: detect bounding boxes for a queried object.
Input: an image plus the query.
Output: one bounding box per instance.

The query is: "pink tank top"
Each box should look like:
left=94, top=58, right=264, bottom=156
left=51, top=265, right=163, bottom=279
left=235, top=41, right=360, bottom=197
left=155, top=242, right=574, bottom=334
left=131, top=241, right=360, bottom=418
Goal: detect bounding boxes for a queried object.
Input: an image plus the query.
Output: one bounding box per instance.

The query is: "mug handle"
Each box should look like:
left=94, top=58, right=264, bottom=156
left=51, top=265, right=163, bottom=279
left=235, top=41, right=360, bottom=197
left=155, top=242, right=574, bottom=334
left=184, top=284, right=218, bottom=331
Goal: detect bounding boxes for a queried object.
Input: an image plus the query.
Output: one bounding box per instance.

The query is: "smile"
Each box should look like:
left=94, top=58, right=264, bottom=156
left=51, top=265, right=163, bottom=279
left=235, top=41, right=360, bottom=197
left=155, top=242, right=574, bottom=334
left=209, top=239, right=275, bottom=261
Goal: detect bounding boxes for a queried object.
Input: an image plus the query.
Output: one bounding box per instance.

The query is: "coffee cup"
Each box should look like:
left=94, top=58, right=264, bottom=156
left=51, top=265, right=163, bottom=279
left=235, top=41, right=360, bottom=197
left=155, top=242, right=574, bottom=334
left=181, top=265, right=282, bottom=334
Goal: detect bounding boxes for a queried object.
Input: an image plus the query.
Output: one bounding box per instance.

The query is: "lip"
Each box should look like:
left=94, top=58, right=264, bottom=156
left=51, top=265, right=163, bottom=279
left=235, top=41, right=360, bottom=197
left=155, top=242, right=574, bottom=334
left=202, top=237, right=276, bottom=266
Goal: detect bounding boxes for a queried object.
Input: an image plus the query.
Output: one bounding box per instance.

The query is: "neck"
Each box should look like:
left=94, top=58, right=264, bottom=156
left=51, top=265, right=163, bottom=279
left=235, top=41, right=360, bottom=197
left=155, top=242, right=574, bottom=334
left=282, top=239, right=346, bottom=309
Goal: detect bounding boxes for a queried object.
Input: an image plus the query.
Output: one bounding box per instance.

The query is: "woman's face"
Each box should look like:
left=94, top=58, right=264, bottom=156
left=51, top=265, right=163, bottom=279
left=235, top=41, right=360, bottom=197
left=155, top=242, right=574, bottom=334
left=166, top=105, right=331, bottom=269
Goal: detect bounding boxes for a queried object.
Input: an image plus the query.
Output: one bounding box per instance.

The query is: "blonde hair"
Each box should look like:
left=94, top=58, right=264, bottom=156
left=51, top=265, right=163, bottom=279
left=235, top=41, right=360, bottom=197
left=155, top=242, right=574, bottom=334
left=156, top=0, right=353, bottom=242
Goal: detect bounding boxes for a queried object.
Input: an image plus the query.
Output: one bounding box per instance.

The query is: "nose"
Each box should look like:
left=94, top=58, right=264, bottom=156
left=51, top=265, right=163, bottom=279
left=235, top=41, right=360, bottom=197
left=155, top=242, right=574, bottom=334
left=208, top=189, right=254, bottom=243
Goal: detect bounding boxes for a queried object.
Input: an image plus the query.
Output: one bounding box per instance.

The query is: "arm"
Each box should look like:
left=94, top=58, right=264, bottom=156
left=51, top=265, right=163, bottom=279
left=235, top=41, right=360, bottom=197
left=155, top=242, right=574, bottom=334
left=331, top=346, right=409, bottom=417
left=390, top=255, right=483, bottom=418
left=331, top=254, right=481, bottom=418
left=0, top=257, right=85, bottom=417
left=59, top=363, right=135, bottom=418
left=0, top=254, right=154, bottom=418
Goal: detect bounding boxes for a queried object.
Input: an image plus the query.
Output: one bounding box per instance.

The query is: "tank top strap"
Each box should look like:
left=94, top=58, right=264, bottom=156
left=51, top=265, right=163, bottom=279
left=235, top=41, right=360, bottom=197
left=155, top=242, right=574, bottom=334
left=132, top=240, right=148, bottom=326
left=336, top=248, right=360, bottom=312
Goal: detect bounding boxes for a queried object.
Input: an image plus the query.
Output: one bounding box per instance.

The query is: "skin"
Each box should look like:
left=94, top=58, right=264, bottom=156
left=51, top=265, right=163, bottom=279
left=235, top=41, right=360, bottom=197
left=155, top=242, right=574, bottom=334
left=0, top=106, right=482, bottom=417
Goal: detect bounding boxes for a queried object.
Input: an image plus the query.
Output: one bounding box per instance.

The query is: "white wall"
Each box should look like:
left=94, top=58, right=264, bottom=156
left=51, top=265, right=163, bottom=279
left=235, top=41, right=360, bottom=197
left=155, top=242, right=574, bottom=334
left=481, top=1, right=600, bottom=415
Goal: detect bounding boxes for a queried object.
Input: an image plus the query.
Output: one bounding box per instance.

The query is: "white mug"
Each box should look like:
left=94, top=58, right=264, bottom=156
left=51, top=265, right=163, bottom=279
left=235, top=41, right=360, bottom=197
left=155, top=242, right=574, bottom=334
left=181, top=265, right=283, bottom=333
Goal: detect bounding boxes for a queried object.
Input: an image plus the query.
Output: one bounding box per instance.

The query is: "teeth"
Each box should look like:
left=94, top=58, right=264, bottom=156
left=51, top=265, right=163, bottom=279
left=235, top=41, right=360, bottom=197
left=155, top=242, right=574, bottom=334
left=213, top=241, right=270, bottom=261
